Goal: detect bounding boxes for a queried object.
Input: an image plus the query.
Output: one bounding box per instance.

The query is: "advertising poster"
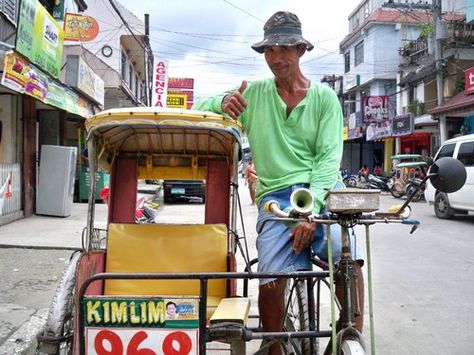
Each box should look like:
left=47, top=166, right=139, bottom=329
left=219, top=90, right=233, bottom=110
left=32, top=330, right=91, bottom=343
left=347, top=112, right=363, bottom=140
left=362, top=96, right=392, bottom=141
left=16, top=0, right=64, bottom=78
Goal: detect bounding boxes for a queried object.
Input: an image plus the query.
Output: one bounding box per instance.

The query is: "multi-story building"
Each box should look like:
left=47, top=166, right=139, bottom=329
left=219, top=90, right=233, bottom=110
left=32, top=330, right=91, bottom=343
left=0, top=0, right=151, bottom=225
left=339, top=0, right=466, bottom=173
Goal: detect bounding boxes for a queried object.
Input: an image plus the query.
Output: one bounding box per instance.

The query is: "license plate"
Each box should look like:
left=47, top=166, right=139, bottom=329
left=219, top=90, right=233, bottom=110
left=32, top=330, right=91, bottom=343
left=171, top=188, right=185, bottom=194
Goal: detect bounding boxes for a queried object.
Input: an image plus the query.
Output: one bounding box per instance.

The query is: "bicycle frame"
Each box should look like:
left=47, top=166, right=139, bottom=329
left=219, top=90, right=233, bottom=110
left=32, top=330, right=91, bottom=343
left=263, top=188, right=421, bottom=354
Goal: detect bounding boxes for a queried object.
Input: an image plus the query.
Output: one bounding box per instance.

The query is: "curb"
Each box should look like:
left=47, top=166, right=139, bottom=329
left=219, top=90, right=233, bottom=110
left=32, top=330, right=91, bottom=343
left=0, top=308, right=48, bottom=355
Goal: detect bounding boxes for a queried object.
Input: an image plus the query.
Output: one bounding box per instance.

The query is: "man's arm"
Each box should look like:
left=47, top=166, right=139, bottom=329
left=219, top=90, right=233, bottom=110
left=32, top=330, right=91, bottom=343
left=310, top=88, right=343, bottom=214
left=192, top=81, right=248, bottom=120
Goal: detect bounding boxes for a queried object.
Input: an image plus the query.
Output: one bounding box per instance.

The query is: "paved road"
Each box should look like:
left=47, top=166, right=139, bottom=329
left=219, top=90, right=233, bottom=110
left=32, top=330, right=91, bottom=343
left=0, top=183, right=473, bottom=354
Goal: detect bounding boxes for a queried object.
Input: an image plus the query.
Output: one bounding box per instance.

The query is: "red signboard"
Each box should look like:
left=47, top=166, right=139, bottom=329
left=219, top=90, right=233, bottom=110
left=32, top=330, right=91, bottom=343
left=362, top=96, right=390, bottom=122
left=168, top=77, right=194, bottom=89
left=465, top=67, right=474, bottom=95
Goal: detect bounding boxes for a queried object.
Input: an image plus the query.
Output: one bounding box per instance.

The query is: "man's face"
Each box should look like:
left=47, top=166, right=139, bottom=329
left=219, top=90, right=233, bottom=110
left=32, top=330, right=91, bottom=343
left=263, top=45, right=303, bottom=78
left=167, top=303, right=176, bottom=316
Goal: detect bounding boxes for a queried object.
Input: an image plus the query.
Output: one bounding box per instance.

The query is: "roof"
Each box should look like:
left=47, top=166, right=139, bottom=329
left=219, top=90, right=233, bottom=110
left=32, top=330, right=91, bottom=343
left=428, top=91, right=474, bottom=115
left=85, top=107, right=243, bottom=176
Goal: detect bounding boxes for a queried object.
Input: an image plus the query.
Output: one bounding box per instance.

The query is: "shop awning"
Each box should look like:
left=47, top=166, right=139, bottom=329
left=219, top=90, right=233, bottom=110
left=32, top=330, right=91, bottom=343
left=428, top=91, right=474, bottom=117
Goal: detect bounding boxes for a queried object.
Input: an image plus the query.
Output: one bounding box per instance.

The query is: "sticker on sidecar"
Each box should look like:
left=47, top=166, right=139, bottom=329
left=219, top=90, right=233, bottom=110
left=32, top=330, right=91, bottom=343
left=83, top=296, right=199, bottom=328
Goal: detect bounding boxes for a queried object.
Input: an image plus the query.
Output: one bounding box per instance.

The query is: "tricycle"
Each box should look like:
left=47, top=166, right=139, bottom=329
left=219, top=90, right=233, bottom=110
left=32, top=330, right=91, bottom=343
left=389, top=154, right=428, bottom=200
left=36, top=107, right=466, bottom=355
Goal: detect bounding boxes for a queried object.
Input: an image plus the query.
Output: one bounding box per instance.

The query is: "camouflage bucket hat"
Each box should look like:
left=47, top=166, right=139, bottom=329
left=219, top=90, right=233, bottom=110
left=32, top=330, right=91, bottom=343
left=251, top=11, right=314, bottom=54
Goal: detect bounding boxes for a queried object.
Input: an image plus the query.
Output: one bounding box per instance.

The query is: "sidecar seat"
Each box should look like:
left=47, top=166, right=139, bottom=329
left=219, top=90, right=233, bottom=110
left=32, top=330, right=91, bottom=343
left=104, top=223, right=228, bottom=319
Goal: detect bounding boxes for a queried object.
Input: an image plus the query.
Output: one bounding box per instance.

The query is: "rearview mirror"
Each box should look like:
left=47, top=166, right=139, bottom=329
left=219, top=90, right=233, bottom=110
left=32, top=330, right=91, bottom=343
left=429, top=157, right=466, bottom=193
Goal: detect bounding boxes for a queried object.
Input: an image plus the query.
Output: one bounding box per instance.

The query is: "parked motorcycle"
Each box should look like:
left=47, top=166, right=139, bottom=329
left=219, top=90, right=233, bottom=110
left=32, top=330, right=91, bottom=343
left=405, top=177, right=425, bottom=202
left=341, top=168, right=358, bottom=187
left=365, top=173, right=394, bottom=192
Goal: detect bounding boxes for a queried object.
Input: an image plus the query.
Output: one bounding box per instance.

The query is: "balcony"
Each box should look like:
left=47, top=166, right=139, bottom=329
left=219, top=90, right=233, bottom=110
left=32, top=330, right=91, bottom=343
left=446, top=21, right=474, bottom=48
left=399, top=38, right=429, bottom=65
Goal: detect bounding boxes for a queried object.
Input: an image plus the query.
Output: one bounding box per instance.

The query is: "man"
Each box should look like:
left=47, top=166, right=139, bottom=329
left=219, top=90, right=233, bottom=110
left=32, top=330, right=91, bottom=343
left=194, top=11, right=364, bottom=354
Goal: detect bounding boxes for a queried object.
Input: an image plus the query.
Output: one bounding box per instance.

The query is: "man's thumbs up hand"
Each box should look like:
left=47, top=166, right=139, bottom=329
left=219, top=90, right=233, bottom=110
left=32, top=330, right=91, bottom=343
left=238, top=80, right=247, bottom=94
left=222, top=80, right=248, bottom=120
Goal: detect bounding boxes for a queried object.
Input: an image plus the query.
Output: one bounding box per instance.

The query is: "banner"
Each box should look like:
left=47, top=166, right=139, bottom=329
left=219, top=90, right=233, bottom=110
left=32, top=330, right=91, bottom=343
left=1, top=51, right=93, bottom=118
left=64, top=13, right=100, bottom=42
left=16, top=0, right=64, bottom=79
left=362, top=96, right=392, bottom=141
left=151, top=59, right=168, bottom=108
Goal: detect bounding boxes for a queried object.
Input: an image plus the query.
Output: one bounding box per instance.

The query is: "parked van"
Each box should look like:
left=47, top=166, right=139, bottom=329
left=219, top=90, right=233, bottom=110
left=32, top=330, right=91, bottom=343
left=425, top=134, right=474, bottom=218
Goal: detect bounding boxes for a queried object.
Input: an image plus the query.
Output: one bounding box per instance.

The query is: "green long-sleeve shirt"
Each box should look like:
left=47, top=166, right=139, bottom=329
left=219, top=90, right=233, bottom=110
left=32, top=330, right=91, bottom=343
left=193, top=78, right=343, bottom=214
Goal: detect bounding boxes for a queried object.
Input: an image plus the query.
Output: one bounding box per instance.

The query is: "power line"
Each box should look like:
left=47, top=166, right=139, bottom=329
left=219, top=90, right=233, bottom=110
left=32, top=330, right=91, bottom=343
left=221, top=0, right=264, bottom=23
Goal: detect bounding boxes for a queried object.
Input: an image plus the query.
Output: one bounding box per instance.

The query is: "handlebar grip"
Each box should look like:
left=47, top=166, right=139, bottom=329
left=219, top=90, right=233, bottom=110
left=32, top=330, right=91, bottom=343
left=264, top=200, right=279, bottom=214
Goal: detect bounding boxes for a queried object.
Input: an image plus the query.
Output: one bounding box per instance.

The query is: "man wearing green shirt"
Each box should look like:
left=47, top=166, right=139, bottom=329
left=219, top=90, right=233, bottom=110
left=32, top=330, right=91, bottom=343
left=194, top=11, right=364, bottom=354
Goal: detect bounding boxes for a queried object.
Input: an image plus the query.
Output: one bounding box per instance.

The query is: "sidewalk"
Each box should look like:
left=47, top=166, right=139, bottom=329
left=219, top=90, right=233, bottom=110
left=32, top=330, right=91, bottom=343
left=0, top=202, right=107, bottom=355
left=0, top=202, right=107, bottom=249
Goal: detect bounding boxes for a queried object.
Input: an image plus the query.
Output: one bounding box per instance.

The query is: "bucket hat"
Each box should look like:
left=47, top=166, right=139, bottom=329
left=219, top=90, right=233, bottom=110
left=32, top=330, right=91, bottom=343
left=251, top=11, right=314, bottom=53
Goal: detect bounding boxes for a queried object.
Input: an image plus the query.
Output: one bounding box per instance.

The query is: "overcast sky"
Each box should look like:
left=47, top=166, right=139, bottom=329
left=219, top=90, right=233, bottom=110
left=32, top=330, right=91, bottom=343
left=118, top=0, right=362, bottom=99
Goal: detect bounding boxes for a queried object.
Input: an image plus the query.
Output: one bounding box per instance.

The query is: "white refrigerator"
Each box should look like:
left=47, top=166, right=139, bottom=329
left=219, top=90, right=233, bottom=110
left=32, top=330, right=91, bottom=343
left=37, top=145, right=77, bottom=217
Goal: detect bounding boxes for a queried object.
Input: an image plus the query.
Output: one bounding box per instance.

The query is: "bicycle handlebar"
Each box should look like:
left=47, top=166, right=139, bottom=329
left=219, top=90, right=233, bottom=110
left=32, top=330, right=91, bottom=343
left=260, top=199, right=420, bottom=234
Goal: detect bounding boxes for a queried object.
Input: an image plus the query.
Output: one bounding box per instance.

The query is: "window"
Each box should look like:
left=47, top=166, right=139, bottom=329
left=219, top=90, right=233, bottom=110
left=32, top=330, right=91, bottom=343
left=129, top=63, right=134, bottom=91
left=355, top=41, right=364, bottom=66
left=135, top=74, right=140, bottom=99
left=344, top=52, right=350, bottom=73
left=436, top=143, right=455, bottom=161
left=0, top=0, right=18, bottom=24
left=457, top=142, right=474, bottom=167
left=121, top=49, right=128, bottom=82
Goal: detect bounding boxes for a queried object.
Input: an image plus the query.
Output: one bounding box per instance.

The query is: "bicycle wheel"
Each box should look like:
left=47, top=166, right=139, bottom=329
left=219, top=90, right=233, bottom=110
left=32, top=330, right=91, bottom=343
left=37, top=252, right=79, bottom=355
left=341, top=339, right=366, bottom=354
left=284, top=278, right=317, bottom=355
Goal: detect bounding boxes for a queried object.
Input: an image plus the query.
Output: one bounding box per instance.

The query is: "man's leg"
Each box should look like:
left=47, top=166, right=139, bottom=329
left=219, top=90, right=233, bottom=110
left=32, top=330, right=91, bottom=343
left=258, top=278, right=287, bottom=355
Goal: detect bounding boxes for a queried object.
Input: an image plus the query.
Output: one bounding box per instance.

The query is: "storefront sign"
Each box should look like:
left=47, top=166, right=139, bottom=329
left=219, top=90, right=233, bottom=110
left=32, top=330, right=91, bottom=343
left=52, top=0, right=65, bottom=20
left=16, top=0, right=64, bottom=79
left=1, top=51, right=93, bottom=118
left=64, top=13, right=100, bottom=42
left=465, top=67, right=474, bottom=95
left=167, top=93, right=188, bottom=109
left=168, top=78, right=194, bottom=109
left=392, top=113, right=414, bottom=136
left=66, top=55, right=104, bottom=105
left=168, top=77, right=194, bottom=89
left=346, top=111, right=363, bottom=140
left=362, top=95, right=392, bottom=140
left=151, top=59, right=169, bottom=108
left=365, top=120, right=392, bottom=141
left=343, top=74, right=360, bottom=91
left=362, top=96, right=390, bottom=122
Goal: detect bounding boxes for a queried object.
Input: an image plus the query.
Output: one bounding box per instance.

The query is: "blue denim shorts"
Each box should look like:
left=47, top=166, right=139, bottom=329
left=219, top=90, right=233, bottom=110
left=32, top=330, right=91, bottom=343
left=256, top=183, right=364, bottom=285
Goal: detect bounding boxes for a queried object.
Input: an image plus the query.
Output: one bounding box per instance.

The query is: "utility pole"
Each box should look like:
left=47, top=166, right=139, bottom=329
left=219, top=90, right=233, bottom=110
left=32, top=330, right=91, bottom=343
left=433, top=0, right=447, bottom=143
left=144, top=13, right=151, bottom=106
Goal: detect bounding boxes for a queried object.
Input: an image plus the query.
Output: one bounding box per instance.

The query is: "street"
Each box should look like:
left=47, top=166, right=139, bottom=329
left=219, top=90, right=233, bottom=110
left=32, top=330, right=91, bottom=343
left=0, top=180, right=473, bottom=354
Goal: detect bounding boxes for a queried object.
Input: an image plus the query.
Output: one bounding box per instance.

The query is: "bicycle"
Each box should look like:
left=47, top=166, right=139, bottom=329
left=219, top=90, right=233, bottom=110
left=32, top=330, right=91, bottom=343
left=257, top=156, right=466, bottom=354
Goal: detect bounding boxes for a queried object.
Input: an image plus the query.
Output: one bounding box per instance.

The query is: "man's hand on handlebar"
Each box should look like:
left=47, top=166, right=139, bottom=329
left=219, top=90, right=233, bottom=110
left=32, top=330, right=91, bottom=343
left=290, top=222, right=316, bottom=254
left=222, top=80, right=248, bottom=120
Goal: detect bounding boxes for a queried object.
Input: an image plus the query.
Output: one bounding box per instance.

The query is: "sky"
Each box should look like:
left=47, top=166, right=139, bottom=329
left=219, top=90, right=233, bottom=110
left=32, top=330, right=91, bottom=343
left=117, top=0, right=362, bottom=99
